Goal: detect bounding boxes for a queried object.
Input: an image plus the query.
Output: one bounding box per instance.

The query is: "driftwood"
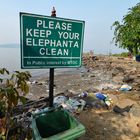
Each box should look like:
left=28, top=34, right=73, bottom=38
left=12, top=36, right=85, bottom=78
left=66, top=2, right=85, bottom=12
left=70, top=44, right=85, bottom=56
left=12, top=97, right=49, bottom=116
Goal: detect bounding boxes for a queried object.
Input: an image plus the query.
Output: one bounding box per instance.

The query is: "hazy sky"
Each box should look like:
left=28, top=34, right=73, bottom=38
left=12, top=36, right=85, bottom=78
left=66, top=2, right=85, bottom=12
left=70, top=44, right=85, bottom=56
left=0, top=0, right=139, bottom=54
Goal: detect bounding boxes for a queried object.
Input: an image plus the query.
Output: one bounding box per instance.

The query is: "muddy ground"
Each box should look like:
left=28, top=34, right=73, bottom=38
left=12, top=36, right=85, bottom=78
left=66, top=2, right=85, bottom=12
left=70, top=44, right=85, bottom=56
left=28, top=55, right=140, bottom=140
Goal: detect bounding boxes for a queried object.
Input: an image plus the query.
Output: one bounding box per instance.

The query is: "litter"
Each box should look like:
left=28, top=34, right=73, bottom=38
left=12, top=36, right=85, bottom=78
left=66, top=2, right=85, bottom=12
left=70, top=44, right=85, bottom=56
left=119, top=84, right=132, bottom=91
left=54, top=96, right=68, bottom=105
left=135, top=55, right=140, bottom=62
left=93, top=92, right=113, bottom=107
left=113, top=104, right=133, bottom=115
left=61, top=98, right=86, bottom=113
left=85, top=92, right=113, bottom=107
left=53, top=95, right=86, bottom=113
left=95, top=92, right=107, bottom=100
left=78, top=92, right=88, bottom=97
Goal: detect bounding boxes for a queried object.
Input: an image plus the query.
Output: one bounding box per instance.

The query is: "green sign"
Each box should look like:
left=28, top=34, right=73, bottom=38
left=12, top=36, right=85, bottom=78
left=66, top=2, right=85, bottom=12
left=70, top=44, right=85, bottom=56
left=20, top=12, right=85, bottom=69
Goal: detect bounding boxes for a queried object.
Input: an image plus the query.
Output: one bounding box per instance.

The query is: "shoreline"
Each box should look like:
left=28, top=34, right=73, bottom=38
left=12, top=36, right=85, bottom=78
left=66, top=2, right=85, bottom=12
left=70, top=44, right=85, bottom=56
left=27, top=55, right=140, bottom=100
left=3, top=55, right=140, bottom=140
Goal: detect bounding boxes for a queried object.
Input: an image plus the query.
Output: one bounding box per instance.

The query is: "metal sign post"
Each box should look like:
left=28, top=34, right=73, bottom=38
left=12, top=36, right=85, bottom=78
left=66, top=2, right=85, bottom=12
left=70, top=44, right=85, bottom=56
left=49, top=7, right=56, bottom=107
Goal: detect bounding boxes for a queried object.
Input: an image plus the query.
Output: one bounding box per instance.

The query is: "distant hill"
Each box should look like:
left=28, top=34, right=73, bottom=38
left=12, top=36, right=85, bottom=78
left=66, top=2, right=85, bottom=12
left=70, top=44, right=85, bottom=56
left=0, top=44, right=19, bottom=48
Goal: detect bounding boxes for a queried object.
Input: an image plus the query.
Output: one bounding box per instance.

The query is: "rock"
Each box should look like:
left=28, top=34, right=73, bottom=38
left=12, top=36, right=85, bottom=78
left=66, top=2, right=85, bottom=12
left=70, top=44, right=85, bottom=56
left=123, top=75, right=134, bottom=83
left=88, top=74, right=95, bottom=77
left=132, top=83, right=140, bottom=91
left=116, top=67, right=125, bottom=73
left=112, top=67, right=124, bottom=77
left=112, top=75, right=124, bottom=84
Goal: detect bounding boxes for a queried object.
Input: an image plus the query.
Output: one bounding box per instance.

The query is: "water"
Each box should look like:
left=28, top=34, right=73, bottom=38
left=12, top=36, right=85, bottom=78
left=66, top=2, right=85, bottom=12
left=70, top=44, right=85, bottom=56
left=0, top=47, right=84, bottom=77
left=0, top=47, right=44, bottom=76
left=0, top=47, right=20, bottom=71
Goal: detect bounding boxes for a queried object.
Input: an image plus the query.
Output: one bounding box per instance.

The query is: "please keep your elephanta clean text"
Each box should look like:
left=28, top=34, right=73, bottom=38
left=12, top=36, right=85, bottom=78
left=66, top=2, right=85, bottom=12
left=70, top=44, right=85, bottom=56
left=25, top=19, right=80, bottom=56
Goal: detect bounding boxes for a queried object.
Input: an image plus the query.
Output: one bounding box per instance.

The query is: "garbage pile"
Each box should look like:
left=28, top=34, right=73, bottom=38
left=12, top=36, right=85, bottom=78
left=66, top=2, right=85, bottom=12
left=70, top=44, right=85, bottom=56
left=53, top=92, right=113, bottom=114
left=54, top=96, right=86, bottom=113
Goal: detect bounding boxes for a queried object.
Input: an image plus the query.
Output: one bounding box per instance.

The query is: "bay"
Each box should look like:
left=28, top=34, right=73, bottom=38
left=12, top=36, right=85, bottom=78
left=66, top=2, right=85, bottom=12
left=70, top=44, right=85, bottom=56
left=0, top=46, right=84, bottom=77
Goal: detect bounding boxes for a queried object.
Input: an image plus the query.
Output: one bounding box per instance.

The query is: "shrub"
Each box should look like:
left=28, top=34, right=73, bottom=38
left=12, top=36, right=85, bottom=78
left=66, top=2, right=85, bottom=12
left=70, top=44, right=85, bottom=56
left=0, top=68, right=31, bottom=139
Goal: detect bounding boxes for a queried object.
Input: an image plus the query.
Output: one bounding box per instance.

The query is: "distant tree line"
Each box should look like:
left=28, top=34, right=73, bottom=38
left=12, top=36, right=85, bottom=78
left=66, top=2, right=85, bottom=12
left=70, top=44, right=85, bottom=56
left=112, top=3, right=140, bottom=55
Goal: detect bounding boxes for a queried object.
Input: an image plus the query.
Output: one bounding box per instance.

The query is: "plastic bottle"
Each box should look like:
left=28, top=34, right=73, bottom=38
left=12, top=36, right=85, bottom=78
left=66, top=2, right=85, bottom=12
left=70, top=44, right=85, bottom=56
left=78, top=92, right=88, bottom=97
left=95, top=92, right=106, bottom=100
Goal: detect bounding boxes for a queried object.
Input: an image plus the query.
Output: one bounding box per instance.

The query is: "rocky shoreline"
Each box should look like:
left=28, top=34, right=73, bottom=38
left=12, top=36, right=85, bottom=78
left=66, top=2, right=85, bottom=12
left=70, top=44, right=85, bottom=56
left=9, top=54, right=140, bottom=140
left=25, top=55, right=140, bottom=140
left=28, top=55, right=140, bottom=99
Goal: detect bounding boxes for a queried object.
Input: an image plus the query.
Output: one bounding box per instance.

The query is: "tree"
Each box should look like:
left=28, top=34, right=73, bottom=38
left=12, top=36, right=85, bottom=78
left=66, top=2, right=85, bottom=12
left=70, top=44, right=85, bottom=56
left=112, top=3, right=140, bottom=55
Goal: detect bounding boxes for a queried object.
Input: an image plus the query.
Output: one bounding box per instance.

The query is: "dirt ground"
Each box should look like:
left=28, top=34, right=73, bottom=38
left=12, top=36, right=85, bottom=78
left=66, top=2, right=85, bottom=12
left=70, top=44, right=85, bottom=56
left=78, top=92, right=140, bottom=140
left=28, top=55, right=140, bottom=140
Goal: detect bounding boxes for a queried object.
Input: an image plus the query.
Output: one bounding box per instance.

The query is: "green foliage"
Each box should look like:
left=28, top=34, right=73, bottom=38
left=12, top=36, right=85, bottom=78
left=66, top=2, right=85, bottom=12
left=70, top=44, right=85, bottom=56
left=112, top=52, right=129, bottom=57
left=0, top=68, right=31, bottom=139
left=112, top=3, right=140, bottom=55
